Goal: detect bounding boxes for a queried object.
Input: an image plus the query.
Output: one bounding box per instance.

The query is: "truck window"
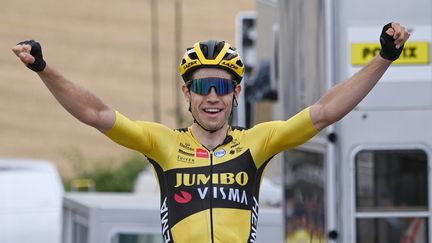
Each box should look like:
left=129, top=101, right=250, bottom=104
left=355, top=149, right=428, bottom=243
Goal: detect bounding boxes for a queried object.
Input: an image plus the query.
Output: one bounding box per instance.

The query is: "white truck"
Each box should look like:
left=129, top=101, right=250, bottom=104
left=0, top=159, right=63, bottom=243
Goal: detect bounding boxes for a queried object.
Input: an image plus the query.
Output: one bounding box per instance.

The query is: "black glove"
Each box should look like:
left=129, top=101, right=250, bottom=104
left=379, top=23, right=403, bottom=61
left=17, top=40, right=46, bottom=72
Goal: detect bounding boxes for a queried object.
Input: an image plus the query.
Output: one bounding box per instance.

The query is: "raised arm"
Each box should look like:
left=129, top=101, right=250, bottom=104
left=310, top=22, right=410, bottom=131
left=12, top=40, right=116, bottom=133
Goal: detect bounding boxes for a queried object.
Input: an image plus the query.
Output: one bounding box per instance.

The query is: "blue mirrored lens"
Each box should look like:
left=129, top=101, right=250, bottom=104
left=188, top=78, right=236, bottom=95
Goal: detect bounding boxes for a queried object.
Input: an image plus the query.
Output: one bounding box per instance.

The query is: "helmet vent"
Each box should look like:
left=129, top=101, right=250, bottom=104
left=224, top=53, right=236, bottom=60
left=200, top=44, right=208, bottom=57
left=199, top=40, right=226, bottom=59
left=236, top=60, right=244, bottom=67
left=188, top=52, right=198, bottom=60
left=214, top=42, right=225, bottom=58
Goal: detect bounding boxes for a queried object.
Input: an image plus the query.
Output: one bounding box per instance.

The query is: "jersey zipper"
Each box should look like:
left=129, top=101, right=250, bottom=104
left=209, top=152, right=215, bottom=243
left=200, top=134, right=232, bottom=243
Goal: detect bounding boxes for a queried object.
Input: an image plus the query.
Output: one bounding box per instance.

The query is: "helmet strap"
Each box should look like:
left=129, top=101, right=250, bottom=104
left=233, top=96, right=238, bottom=107
left=228, top=96, right=237, bottom=126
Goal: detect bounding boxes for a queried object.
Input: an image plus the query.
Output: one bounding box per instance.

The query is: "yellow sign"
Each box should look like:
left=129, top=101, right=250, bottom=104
left=351, top=41, right=430, bottom=65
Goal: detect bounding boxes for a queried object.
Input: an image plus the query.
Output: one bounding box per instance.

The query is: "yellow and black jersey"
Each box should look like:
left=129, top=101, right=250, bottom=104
left=105, top=107, right=318, bottom=243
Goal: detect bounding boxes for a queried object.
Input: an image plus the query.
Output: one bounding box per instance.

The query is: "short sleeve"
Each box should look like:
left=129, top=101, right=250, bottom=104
left=104, top=111, right=176, bottom=162
left=246, top=107, right=318, bottom=167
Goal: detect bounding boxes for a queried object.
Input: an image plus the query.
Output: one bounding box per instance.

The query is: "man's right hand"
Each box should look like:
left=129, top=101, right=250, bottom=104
left=12, top=40, right=47, bottom=72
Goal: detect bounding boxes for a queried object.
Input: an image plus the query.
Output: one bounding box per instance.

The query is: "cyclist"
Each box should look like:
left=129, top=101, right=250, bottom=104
left=12, top=22, right=409, bottom=243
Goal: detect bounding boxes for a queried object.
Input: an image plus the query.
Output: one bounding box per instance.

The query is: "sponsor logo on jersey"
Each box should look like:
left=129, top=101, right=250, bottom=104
left=174, top=172, right=248, bottom=187
left=230, top=139, right=240, bottom=148
left=197, top=186, right=248, bottom=205
left=249, top=197, right=259, bottom=242
left=173, top=188, right=248, bottom=206
left=173, top=171, right=250, bottom=206
left=214, top=148, right=226, bottom=158
left=229, top=147, right=243, bottom=155
left=174, top=191, right=193, bottom=204
left=196, top=148, right=209, bottom=158
left=178, top=149, right=194, bottom=157
left=160, top=197, right=172, bottom=242
left=162, top=151, right=259, bottom=227
left=177, top=155, right=195, bottom=164
left=179, top=142, right=194, bottom=152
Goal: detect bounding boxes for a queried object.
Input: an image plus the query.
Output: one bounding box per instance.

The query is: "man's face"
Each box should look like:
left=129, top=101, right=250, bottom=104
left=182, top=68, right=241, bottom=132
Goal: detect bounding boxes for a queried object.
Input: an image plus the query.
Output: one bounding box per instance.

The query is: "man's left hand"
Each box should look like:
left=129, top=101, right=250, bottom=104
left=379, top=22, right=411, bottom=61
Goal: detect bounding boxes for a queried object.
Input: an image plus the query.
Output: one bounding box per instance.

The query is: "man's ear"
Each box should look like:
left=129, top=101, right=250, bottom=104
left=234, top=84, right=242, bottom=99
left=182, top=84, right=190, bottom=101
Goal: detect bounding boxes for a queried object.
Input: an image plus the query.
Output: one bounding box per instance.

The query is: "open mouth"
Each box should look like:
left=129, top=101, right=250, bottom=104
left=203, top=108, right=222, bottom=114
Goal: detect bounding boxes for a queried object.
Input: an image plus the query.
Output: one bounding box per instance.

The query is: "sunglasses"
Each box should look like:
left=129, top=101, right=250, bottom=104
left=187, top=77, right=237, bottom=96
